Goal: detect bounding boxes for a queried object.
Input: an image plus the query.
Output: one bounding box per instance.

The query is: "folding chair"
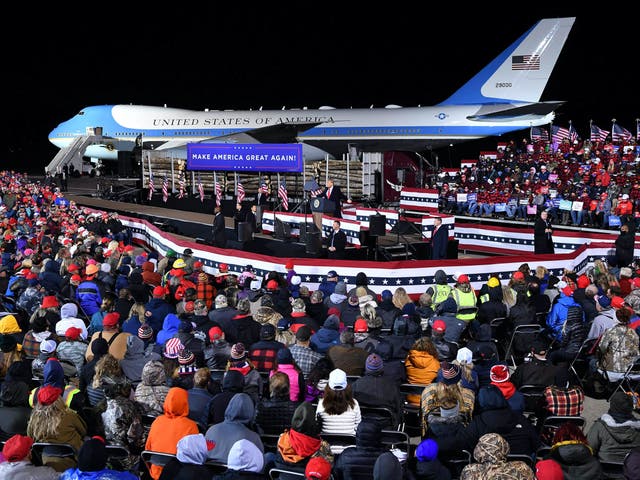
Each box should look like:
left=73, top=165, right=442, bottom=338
left=599, top=460, right=624, bottom=477
left=540, top=415, right=586, bottom=445
left=504, top=324, right=544, bottom=367
left=269, top=467, right=305, bottom=479
left=140, top=450, right=176, bottom=480
left=319, top=433, right=356, bottom=454
left=260, top=433, right=281, bottom=454
left=606, top=356, right=640, bottom=402
left=105, top=444, right=130, bottom=471
left=519, top=384, right=546, bottom=423
left=399, top=383, right=428, bottom=436
left=30, top=442, right=77, bottom=467
left=359, top=405, right=399, bottom=430
left=568, top=338, right=596, bottom=388
left=442, top=449, right=472, bottom=479
left=380, top=430, right=410, bottom=462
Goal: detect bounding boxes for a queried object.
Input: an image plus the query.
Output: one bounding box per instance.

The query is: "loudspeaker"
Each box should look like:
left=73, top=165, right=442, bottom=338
left=306, top=231, right=322, bottom=255
left=369, top=214, right=386, bottom=237
left=237, top=222, right=252, bottom=242
left=274, top=218, right=291, bottom=241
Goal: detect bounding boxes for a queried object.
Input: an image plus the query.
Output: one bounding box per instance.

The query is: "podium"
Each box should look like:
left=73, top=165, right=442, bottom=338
left=310, top=197, right=335, bottom=214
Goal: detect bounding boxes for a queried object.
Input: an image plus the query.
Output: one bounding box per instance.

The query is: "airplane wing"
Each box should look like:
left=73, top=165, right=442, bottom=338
left=154, top=121, right=322, bottom=151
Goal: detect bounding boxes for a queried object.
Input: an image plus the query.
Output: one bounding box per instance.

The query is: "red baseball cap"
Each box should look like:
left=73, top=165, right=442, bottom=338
left=305, top=457, right=332, bottom=480
left=432, top=319, right=446, bottom=333
left=354, top=319, right=368, bottom=333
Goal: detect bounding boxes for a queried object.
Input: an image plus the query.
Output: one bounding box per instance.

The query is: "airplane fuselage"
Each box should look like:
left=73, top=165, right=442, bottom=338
left=48, top=104, right=555, bottom=161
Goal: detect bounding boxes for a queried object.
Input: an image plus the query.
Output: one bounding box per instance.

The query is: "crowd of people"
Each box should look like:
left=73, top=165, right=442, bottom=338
left=437, top=135, right=639, bottom=232
left=1, top=163, right=640, bottom=480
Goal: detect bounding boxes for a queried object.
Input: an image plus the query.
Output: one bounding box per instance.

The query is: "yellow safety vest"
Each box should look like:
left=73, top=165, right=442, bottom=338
left=451, top=288, right=478, bottom=322
left=29, top=384, right=81, bottom=410
left=432, top=284, right=453, bottom=306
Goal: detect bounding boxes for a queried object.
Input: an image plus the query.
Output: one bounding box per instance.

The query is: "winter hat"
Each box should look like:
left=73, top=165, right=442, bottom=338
left=178, top=349, right=196, bottom=366
left=215, top=294, right=228, bottom=308
left=326, top=270, right=338, bottom=279
left=535, top=459, right=565, bottom=480
left=328, top=368, right=348, bottom=390
left=324, top=314, right=340, bottom=331
left=65, top=327, right=82, bottom=341
left=230, top=342, right=246, bottom=360
left=327, top=307, right=341, bottom=318
left=152, top=286, right=166, bottom=297
left=291, top=401, right=321, bottom=437
left=91, top=338, right=109, bottom=357
left=487, top=277, right=500, bottom=288
left=416, top=438, right=439, bottom=461
left=40, top=339, right=57, bottom=354
left=381, top=289, right=393, bottom=300
left=2, top=434, right=34, bottom=462
left=577, top=274, right=591, bottom=289
left=290, top=275, right=301, bottom=286
left=456, top=347, right=473, bottom=364
left=276, top=348, right=294, bottom=365
left=163, top=337, right=185, bottom=359
left=36, top=385, right=62, bottom=406
left=227, top=439, right=264, bottom=473
left=285, top=298, right=304, bottom=314
left=365, top=353, right=383, bottom=373
left=348, top=295, right=359, bottom=307
left=609, top=391, right=634, bottom=418
left=60, top=302, right=78, bottom=318
left=277, top=318, right=290, bottom=331
left=334, top=281, right=347, bottom=295
left=32, top=316, right=48, bottom=333
left=354, top=318, right=368, bottom=333
left=208, top=326, right=223, bottom=342
left=236, top=298, right=250, bottom=314
left=41, top=296, right=59, bottom=309
left=490, top=364, right=510, bottom=383
left=138, top=324, right=153, bottom=340
left=184, top=301, right=195, bottom=313
left=432, top=319, right=446, bottom=333
left=440, top=361, right=462, bottom=385
left=78, top=436, right=108, bottom=472
left=258, top=324, right=275, bottom=341
left=266, top=279, right=279, bottom=291
left=306, top=456, right=332, bottom=480
left=103, top=312, right=120, bottom=327
left=512, top=271, right=525, bottom=281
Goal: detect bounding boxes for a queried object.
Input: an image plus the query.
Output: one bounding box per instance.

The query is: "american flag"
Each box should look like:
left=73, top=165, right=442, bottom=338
left=590, top=124, right=609, bottom=143
left=637, top=120, right=640, bottom=141
left=310, top=187, right=324, bottom=197
left=259, top=181, right=269, bottom=194
left=177, top=173, right=185, bottom=199
left=551, top=125, right=570, bottom=144
left=511, top=54, right=540, bottom=70
left=612, top=123, right=633, bottom=143
left=215, top=180, right=222, bottom=207
left=162, top=176, right=169, bottom=203
left=237, top=181, right=245, bottom=203
left=569, top=124, right=580, bottom=143
left=278, top=181, right=289, bottom=211
left=147, top=172, right=155, bottom=201
left=197, top=175, right=205, bottom=202
left=531, top=126, right=548, bottom=142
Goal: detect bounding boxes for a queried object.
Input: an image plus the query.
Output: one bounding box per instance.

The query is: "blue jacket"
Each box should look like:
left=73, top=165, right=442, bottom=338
left=76, top=280, right=102, bottom=316
left=144, top=297, right=175, bottom=333
left=547, top=293, right=580, bottom=341
left=39, top=259, right=62, bottom=293
left=156, top=313, right=181, bottom=346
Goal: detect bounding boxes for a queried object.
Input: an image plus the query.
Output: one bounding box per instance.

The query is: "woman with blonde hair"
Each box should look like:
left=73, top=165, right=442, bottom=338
left=392, top=287, right=412, bottom=311
left=0, top=333, right=24, bottom=378
left=87, top=353, right=123, bottom=407
left=404, top=336, right=440, bottom=404
left=27, top=385, right=87, bottom=472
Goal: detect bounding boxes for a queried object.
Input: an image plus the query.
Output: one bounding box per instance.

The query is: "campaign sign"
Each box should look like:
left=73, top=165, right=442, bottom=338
left=187, top=143, right=303, bottom=172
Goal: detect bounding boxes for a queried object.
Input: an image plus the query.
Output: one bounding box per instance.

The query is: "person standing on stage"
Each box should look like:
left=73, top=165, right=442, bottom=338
left=534, top=209, right=554, bottom=254
left=212, top=206, right=227, bottom=248
left=322, top=178, right=345, bottom=218
left=430, top=217, right=448, bottom=260
left=326, top=220, right=347, bottom=259
left=246, top=204, right=258, bottom=236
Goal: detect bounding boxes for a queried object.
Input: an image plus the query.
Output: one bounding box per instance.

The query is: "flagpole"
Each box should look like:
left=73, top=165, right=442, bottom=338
left=214, top=171, right=218, bottom=208
left=234, top=172, right=238, bottom=201
left=589, top=119, right=593, bottom=143
left=637, top=118, right=639, bottom=141
left=612, top=118, right=616, bottom=142
left=277, top=173, right=281, bottom=211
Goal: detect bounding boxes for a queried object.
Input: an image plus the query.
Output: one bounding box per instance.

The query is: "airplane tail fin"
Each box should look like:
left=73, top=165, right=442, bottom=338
left=439, top=17, right=575, bottom=106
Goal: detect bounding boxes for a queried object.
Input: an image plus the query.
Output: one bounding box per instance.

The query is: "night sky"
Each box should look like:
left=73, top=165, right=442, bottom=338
left=4, top=6, right=637, bottom=174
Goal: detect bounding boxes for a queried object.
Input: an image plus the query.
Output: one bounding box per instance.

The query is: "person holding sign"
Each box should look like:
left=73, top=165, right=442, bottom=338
left=534, top=209, right=554, bottom=254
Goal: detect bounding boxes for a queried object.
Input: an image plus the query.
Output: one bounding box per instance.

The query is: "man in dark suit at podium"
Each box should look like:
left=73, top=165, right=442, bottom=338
left=327, top=220, right=347, bottom=259
left=212, top=206, right=227, bottom=248
left=430, top=217, right=448, bottom=260
left=322, top=178, right=345, bottom=218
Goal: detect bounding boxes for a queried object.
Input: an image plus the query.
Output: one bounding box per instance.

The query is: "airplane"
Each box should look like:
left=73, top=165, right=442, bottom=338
left=48, top=17, right=575, bottom=167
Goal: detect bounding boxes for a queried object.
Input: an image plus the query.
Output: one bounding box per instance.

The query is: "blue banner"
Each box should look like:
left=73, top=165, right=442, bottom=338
left=186, top=143, right=303, bottom=172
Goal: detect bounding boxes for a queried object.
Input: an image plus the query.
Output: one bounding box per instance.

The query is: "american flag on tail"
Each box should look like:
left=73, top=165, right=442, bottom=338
left=147, top=172, right=155, bottom=201
left=590, top=124, right=609, bottom=143
left=215, top=180, right=222, bottom=207
left=197, top=175, right=205, bottom=202
left=162, top=176, right=169, bottom=203
left=278, top=181, right=289, bottom=211
left=237, top=182, right=245, bottom=203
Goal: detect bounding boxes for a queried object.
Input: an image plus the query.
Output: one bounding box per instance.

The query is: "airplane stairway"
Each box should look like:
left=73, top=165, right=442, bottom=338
left=45, top=135, right=101, bottom=175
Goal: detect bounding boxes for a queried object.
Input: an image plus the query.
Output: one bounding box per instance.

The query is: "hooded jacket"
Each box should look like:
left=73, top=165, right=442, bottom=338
left=205, top=393, right=264, bottom=464
left=144, top=297, right=175, bottom=334
left=548, top=440, right=602, bottom=480
left=208, top=370, right=246, bottom=425
left=459, top=433, right=535, bottom=480
left=120, top=336, right=160, bottom=386
left=333, top=421, right=386, bottom=479
left=587, top=413, right=640, bottom=464
left=156, top=313, right=181, bottom=346
left=547, top=293, right=581, bottom=341
left=145, top=387, right=200, bottom=479
left=404, top=349, right=440, bottom=404
left=310, top=316, right=341, bottom=354
left=134, top=360, right=170, bottom=416
left=39, top=259, right=62, bottom=293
